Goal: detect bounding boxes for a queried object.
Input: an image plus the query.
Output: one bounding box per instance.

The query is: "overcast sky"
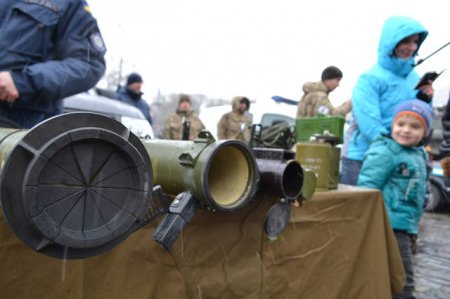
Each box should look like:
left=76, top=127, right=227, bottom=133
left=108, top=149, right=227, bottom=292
left=88, top=0, right=450, bottom=106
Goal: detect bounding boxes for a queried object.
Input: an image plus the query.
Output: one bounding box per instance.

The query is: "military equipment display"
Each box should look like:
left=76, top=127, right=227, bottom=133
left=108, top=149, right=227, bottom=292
left=152, top=142, right=316, bottom=249
left=142, top=131, right=259, bottom=212
left=252, top=147, right=315, bottom=201
left=0, top=113, right=164, bottom=259
left=295, top=133, right=341, bottom=191
left=152, top=191, right=199, bottom=250
left=252, top=147, right=316, bottom=239
left=144, top=131, right=260, bottom=249
left=294, top=115, right=345, bottom=144
left=0, top=114, right=317, bottom=257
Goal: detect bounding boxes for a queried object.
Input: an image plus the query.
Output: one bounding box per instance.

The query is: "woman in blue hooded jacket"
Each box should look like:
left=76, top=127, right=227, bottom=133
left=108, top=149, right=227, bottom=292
left=340, top=16, right=434, bottom=185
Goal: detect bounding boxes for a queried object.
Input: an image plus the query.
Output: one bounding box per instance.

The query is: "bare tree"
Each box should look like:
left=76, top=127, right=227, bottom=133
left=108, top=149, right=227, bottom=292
left=104, top=57, right=124, bottom=91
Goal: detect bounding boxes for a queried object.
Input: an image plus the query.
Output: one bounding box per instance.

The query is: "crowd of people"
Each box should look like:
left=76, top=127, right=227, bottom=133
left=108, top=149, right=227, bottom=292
left=1, top=2, right=449, bottom=297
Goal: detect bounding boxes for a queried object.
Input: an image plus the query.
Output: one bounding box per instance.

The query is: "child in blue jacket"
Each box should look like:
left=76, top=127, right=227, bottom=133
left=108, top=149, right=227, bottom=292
left=357, top=99, right=433, bottom=299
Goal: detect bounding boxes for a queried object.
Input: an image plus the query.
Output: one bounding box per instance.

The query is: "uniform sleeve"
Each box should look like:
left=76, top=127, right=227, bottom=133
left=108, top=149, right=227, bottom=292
left=190, top=115, right=205, bottom=139
left=12, top=0, right=106, bottom=103
left=217, top=114, right=228, bottom=139
left=296, top=97, right=307, bottom=117
left=352, top=74, right=389, bottom=142
left=162, top=117, right=172, bottom=140
left=357, top=139, right=394, bottom=190
left=330, top=100, right=351, bottom=117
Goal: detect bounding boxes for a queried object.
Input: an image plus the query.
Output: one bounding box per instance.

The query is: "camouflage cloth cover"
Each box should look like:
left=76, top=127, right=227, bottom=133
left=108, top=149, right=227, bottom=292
left=0, top=187, right=405, bottom=299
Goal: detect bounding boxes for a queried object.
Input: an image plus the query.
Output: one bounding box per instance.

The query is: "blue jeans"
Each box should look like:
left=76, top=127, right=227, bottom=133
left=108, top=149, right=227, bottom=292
left=339, top=157, right=362, bottom=186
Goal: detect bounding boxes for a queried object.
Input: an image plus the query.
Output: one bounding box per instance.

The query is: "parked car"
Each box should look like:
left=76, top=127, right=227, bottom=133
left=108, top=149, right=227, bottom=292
left=63, top=89, right=154, bottom=139
left=425, top=161, right=450, bottom=212
left=427, top=105, right=445, bottom=159
left=424, top=104, right=449, bottom=212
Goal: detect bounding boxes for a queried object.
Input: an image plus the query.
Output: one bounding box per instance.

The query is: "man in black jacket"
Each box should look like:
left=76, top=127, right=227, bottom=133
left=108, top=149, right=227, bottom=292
left=116, top=73, right=153, bottom=125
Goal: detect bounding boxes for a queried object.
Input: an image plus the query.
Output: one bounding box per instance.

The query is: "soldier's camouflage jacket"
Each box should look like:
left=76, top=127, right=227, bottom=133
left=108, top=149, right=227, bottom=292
left=162, top=110, right=205, bottom=140
left=217, top=96, right=252, bottom=140
left=296, top=81, right=349, bottom=118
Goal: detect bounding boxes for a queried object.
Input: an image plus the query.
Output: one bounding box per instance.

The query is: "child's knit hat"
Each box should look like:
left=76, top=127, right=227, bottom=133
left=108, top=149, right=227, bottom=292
left=393, top=99, right=433, bottom=135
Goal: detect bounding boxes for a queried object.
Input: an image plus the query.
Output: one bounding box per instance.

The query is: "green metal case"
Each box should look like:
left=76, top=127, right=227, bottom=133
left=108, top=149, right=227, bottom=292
left=295, top=116, right=345, bottom=144
left=295, top=141, right=340, bottom=191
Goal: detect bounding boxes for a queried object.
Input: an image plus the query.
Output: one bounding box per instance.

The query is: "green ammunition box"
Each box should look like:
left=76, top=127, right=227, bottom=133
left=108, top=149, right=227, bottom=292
left=295, top=141, right=340, bottom=191
left=295, top=116, right=345, bottom=144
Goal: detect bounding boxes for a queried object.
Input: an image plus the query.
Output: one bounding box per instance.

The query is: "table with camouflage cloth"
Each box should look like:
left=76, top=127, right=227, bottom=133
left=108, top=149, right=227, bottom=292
left=0, top=186, right=404, bottom=299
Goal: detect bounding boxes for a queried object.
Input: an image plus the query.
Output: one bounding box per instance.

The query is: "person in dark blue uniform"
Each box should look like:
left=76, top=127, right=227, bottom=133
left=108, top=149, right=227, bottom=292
left=0, top=0, right=106, bottom=128
left=116, top=73, right=153, bottom=125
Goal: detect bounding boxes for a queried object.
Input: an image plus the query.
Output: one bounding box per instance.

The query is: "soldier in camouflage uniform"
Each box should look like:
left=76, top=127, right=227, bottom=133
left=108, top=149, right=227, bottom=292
left=162, top=94, right=205, bottom=140
left=217, top=96, right=252, bottom=140
left=296, top=66, right=351, bottom=118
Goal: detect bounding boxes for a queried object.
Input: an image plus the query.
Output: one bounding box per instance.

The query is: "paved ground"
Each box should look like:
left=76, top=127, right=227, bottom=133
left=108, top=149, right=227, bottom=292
left=414, top=210, right=450, bottom=299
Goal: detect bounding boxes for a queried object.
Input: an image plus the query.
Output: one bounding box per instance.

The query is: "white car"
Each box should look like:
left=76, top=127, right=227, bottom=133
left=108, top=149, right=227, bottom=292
left=199, top=99, right=297, bottom=139
left=63, top=89, right=155, bottom=139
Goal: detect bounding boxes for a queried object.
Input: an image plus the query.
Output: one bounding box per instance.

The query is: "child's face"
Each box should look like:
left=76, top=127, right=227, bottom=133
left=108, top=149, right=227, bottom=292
left=392, top=115, right=426, bottom=147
